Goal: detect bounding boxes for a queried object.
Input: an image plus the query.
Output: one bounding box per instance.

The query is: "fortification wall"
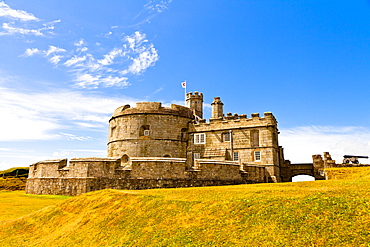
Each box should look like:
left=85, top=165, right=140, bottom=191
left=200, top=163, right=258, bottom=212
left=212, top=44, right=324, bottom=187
left=26, top=156, right=257, bottom=196
left=193, top=159, right=242, bottom=180
left=26, top=177, right=249, bottom=196
left=243, top=165, right=266, bottom=183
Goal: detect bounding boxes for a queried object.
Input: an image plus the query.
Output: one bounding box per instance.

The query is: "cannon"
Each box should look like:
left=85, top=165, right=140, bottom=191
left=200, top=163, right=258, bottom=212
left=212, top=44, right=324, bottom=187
left=343, top=155, right=369, bottom=164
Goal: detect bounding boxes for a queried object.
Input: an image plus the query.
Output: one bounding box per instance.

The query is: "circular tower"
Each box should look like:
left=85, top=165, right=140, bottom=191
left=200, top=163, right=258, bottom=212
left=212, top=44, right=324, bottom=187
left=107, top=102, right=194, bottom=158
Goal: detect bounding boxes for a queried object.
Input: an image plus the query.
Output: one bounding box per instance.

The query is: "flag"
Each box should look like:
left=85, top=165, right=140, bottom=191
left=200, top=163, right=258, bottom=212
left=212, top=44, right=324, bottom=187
left=181, top=81, right=186, bottom=88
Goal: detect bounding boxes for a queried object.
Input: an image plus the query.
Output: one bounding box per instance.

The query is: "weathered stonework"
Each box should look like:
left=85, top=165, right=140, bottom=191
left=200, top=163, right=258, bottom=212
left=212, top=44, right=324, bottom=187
left=26, top=92, right=287, bottom=196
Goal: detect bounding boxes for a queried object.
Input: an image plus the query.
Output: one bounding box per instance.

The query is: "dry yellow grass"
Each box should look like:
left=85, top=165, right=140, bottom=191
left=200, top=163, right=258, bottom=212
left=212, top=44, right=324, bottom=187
left=0, top=167, right=370, bottom=246
left=0, top=177, right=27, bottom=191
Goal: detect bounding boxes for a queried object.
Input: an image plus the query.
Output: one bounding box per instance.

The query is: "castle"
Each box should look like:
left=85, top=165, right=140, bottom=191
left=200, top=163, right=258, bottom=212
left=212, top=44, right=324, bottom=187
left=26, top=92, right=299, bottom=196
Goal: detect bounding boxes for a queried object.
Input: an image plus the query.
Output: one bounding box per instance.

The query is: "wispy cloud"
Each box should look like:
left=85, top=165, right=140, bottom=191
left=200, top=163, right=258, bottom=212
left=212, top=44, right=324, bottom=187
left=0, top=87, right=140, bottom=141
left=145, top=0, right=173, bottom=13
left=22, top=48, right=40, bottom=56
left=132, top=0, right=173, bottom=27
left=0, top=21, right=58, bottom=36
left=0, top=1, right=39, bottom=21
left=0, top=2, right=60, bottom=36
left=52, top=149, right=106, bottom=158
left=280, top=125, right=370, bottom=163
left=23, top=31, right=159, bottom=88
left=59, top=133, right=92, bottom=142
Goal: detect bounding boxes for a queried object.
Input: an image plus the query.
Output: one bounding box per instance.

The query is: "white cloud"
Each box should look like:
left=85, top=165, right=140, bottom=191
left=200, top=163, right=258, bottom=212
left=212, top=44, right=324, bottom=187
left=46, top=31, right=157, bottom=88
left=74, top=73, right=101, bottom=88
left=100, top=76, right=129, bottom=87
left=0, top=1, right=39, bottom=21
left=20, top=24, right=158, bottom=88
left=49, top=54, right=63, bottom=64
left=145, top=0, right=173, bottom=13
left=280, top=125, right=370, bottom=164
left=0, top=105, right=60, bottom=141
left=74, top=39, right=86, bottom=47
left=45, top=45, right=66, bottom=56
left=52, top=150, right=71, bottom=157
left=0, top=87, right=140, bottom=142
left=21, top=48, right=40, bottom=57
left=0, top=1, right=60, bottom=37
left=59, top=133, right=92, bottom=141
left=52, top=149, right=106, bottom=159
left=0, top=21, right=57, bottom=36
left=123, top=46, right=158, bottom=75
left=131, top=0, right=173, bottom=27
left=126, top=31, right=147, bottom=50
left=64, top=55, right=87, bottom=67
left=98, top=48, right=125, bottom=66
left=77, top=47, right=88, bottom=53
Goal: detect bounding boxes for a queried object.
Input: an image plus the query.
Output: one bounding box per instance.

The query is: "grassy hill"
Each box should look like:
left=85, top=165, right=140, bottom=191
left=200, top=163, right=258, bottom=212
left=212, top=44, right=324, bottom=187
left=1, top=167, right=370, bottom=246
left=0, top=177, right=27, bottom=191
left=0, top=167, right=29, bottom=177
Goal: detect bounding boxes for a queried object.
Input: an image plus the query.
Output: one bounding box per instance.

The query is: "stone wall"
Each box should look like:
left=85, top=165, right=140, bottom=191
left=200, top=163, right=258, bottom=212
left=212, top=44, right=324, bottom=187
left=26, top=156, right=262, bottom=196
left=26, top=177, right=250, bottom=196
left=189, top=111, right=281, bottom=181
left=108, top=102, right=192, bottom=158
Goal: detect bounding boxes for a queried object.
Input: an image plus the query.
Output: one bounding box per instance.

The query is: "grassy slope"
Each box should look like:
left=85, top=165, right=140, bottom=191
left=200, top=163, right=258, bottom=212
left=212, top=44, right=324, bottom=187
left=0, top=191, right=70, bottom=220
left=0, top=167, right=29, bottom=175
left=0, top=178, right=27, bottom=191
left=1, top=167, right=370, bottom=246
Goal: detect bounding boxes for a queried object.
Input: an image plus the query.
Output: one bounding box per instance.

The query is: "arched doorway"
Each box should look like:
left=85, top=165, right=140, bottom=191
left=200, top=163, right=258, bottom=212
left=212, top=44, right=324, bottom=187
left=292, top=174, right=315, bottom=182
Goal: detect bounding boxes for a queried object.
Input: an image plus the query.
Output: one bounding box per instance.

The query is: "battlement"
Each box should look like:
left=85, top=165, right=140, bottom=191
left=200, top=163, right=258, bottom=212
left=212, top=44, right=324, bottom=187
left=186, top=91, right=203, bottom=99
left=196, top=111, right=277, bottom=127
left=136, top=102, right=162, bottom=110
left=186, top=91, right=203, bottom=119
left=111, top=102, right=194, bottom=120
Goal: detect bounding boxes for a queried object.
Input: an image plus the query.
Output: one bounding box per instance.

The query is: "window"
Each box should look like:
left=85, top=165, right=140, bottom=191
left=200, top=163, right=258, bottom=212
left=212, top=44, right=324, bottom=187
left=193, top=153, right=201, bottom=159
left=233, top=152, right=239, bottom=161
left=140, top=125, right=150, bottom=136
left=252, top=130, right=259, bottom=147
left=223, top=132, right=231, bottom=142
left=194, top=133, right=206, bottom=144
left=254, top=151, right=261, bottom=161
left=110, top=126, right=117, bottom=137
left=181, top=128, right=188, bottom=141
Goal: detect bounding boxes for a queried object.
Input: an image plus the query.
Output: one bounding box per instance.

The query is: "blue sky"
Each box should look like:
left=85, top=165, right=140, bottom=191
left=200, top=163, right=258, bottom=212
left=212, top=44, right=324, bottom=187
left=1, top=0, right=370, bottom=170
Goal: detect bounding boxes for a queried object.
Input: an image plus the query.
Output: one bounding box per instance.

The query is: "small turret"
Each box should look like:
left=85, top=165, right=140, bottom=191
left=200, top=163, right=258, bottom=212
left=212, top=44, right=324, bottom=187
left=186, top=92, right=203, bottom=118
left=211, top=97, right=224, bottom=119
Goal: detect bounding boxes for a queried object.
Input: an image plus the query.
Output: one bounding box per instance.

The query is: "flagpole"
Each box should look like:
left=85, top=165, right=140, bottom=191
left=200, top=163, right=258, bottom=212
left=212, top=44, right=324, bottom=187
left=184, top=80, right=187, bottom=106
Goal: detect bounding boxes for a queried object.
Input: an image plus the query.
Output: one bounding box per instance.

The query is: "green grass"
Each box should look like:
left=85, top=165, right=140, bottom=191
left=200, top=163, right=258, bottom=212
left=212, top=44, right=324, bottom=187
left=1, top=167, right=370, bottom=246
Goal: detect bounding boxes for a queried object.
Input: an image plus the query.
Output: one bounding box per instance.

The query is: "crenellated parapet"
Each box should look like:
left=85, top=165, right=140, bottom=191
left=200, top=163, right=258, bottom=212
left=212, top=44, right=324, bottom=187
left=111, top=102, right=194, bottom=120
left=194, top=111, right=278, bottom=130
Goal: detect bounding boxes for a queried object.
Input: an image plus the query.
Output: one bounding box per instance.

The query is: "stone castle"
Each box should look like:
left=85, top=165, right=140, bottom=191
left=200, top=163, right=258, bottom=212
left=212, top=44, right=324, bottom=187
left=26, top=92, right=310, bottom=196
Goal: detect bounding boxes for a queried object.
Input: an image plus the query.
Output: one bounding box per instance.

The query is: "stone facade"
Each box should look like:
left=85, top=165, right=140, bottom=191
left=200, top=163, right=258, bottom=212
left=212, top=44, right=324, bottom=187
left=26, top=91, right=287, bottom=196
